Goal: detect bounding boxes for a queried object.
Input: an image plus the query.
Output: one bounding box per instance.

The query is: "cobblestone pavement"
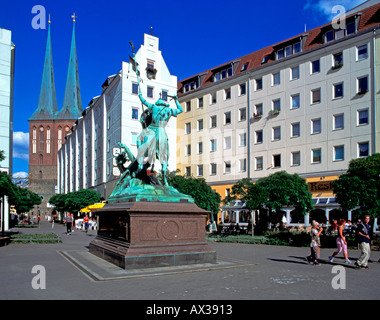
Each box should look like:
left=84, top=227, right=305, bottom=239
left=1, top=221, right=379, bottom=300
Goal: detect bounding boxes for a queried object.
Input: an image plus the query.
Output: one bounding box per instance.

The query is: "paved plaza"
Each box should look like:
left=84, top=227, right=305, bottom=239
left=1, top=221, right=379, bottom=301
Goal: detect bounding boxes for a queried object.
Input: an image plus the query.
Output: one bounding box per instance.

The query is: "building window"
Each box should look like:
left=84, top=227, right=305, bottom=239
left=273, top=72, right=280, bottom=86
left=213, top=67, right=233, bottom=82
left=197, top=142, right=203, bottom=154
left=239, top=133, right=247, bottom=147
left=185, top=101, right=191, bottom=112
left=183, top=79, right=200, bottom=93
left=185, top=122, right=191, bottom=134
left=211, top=92, right=217, bottom=104
left=255, top=78, right=263, bottom=91
left=291, top=66, right=300, bottom=80
left=185, top=144, right=191, bottom=156
left=358, top=109, right=369, bottom=125
left=333, top=52, right=343, bottom=68
left=255, top=157, right=263, bottom=170
left=210, top=163, right=217, bottom=175
left=210, top=115, right=217, bottom=128
left=254, top=103, right=263, bottom=117
left=224, top=111, right=231, bottom=125
left=334, top=145, right=344, bottom=161
left=358, top=142, right=369, bottom=157
left=333, top=114, right=344, bottom=130
left=357, top=44, right=368, bottom=61
left=132, top=107, right=139, bottom=120
left=311, top=88, right=321, bottom=104
left=197, top=165, right=203, bottom=177
left=147, top=86, right=154, bottom=98
left=239, top=107, right=246, bottom=121
left=333, top=83, right=344, bottom=99
left=311, top=59, right=320, bottom=74
left=224, top=161, right=231, bottom=174
left=198, top=97, right=203, bottom=108
left=210, top=139, right=216, bottom=152
left=240, top=83, right=246, bottom=95
left=291, top=122, right=300, bottom=137
left=185, top=166, right=191, bottom=177
left=273, top=154, right=281, bottom=168
left=197, top=119, right=204, bottom=131
left=39, top=154, right=43, bottom=165
left=255, top=130, right=263, bottom=144
left=277, top=48, right=284, bottom=60
left=132, top=83, right=138, bottom=95
left=291, top=151, right=300, bottom=166
left=39, top=170, right=43, bottom=179
left=312, top=148, right=321, bottom=163
left=161, top=90, right=168, bottom=101
left=277, top=42, right=301, bottom=60
left=346, top=21, right=356, bottom=35
left=311, top=118, right=321, bottom=134
left=272, top=99, right=281, bottom=112
left=291, top=94, right=300, bottom=109
left=239, top=159, right=247, bottom=172
left=357, top=76, right=368, bottom=94
left=224, top=88, right=231, bottom=100
left=272, top=126, right=281, bottom=141
left=325, top=30, right=334, bottom=42
left=224, top=136, right=231, bottom=150
left=241, top=62, right=249, bottom=71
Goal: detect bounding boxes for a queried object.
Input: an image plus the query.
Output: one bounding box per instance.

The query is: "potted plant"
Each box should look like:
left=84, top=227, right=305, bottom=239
left=146, top=66, right=157, bottom=80
left=269, top=109, right=280, bottom=116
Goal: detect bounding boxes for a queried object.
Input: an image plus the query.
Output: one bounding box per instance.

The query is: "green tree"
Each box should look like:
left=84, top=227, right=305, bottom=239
left=257, top=171, right=313, bottom=214
left=333, top=153, right=380, bottom=219
left=64, top=189, right=101, bottom=214
left=49, top=193, right=68, bottom=213
left=8, top=187, right=41, bottom=213
left=168, top=175, right=221, bottom=217
left=223, top=178, right=266, bottom=211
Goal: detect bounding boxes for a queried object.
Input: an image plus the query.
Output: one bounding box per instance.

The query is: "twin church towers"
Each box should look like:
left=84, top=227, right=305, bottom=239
left=28, top=15, right=82, bottom=216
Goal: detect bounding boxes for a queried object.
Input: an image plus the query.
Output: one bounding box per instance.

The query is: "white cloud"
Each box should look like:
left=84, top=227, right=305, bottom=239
left=13, top=131, right=29, bottom=146
left=12, top=171, right=28, bottom=178
left=13, top=131, right=29, bottom=161
left=304, top=0, right=366, bottom=21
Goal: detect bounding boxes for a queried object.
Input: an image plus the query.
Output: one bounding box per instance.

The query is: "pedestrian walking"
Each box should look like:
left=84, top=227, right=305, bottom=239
left=83, top=214, right=89, bottom=233
left=306, top=220, right=323, bottom=265
left=329, top=218, right=352, bottom=264
left=355, top=215, right=372, bottom=269
left=63, top=213, right=73, bottom=235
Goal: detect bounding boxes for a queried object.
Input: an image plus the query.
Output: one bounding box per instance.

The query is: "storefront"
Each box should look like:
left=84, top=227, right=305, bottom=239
left=220, top=201, right=254, bottom=231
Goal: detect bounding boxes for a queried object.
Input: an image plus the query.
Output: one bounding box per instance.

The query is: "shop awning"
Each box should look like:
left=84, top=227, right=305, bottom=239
left=79, top=202, right=105, bottom=212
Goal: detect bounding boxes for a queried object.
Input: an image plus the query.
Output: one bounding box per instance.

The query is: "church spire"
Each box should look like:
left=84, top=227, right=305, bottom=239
left=29, top=19, right=58, bottom=120
left=56, top=15, right=82, bottom=120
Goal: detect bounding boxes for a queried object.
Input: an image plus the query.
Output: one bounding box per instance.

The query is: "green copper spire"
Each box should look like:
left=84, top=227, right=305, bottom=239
left=29, top=20, right=58, bottom=120
left=57, top=17, right=82, bottom=120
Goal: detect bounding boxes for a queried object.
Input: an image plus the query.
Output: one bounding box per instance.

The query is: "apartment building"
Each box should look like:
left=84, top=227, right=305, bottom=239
left=0, top=27, right=15, bottom=231
left=177, top=2, right=380, bottom=224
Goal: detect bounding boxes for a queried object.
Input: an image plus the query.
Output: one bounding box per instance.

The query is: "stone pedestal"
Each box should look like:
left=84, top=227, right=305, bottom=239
left=89, top=201, right=216, bottom=270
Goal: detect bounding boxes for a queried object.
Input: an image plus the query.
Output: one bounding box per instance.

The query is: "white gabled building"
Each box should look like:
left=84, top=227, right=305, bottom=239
left=57, top=34, right=179, bottom=199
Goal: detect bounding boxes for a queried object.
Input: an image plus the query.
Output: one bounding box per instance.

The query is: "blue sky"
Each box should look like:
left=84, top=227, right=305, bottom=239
left=0, top=0, right=366, bottom=176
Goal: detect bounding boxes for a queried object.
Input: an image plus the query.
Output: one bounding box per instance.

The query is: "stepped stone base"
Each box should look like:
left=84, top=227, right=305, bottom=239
left=89, top=201, right=216, bottom=270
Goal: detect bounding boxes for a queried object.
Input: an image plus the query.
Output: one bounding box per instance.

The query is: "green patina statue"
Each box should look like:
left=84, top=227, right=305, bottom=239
left=108, top=43, right=193, bottom=204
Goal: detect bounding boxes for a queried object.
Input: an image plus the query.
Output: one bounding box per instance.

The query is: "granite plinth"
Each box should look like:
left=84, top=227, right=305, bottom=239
left=89, top=201, right=216, bottom=270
